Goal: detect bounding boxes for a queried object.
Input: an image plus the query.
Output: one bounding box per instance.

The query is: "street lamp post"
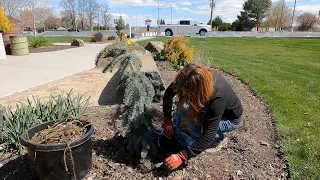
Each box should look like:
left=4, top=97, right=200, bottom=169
left=98, top=7, right=100, bottom=31
left=158, top=0, right=160, bottom=35
left=209, top=0, right=216, bottom=28
left=170, top=3, right=172, bottom=24
left=75, top=15, right=78, bottom=37
left=290, top=0, right=297, bottom=32
left=30, top=0, right=37, bottom=36
left=135, top=13, right=138, bottom=29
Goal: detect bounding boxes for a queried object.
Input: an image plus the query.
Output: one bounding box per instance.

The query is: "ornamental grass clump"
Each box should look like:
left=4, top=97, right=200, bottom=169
left=1, top=91, right=90, bottom=153
left=29, top=36, right=52, bottom=48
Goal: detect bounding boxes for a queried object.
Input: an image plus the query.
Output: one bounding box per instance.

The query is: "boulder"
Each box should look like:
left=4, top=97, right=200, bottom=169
left=131, top=50, right=165, bottom=102
left=145, top=41, right=165, bottom=54
left=71, top=39, right=85, bottom=47
left=144, top=71, right=165, bottom=103
left=131, top=50, right=158, bottom=71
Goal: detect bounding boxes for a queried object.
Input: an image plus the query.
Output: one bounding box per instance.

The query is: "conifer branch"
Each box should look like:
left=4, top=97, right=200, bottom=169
left=100, top=42, right=157, bottom=163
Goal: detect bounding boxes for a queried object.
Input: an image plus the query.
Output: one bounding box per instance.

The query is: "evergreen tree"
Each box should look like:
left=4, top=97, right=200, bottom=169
left=231, top=19, right=242, bottom=31
left=233, top=0, right=271, bottom=31
left=242, top=0, right=272, bottom=30
left=115, top=16, right=125, bottom=36
left=220, top=22, right=232, bottom=31
left=102, top=41, right=157, bottom=168
left=237, top=11, right=255, bottom=30
left=212, top=16, right=223, bottom=29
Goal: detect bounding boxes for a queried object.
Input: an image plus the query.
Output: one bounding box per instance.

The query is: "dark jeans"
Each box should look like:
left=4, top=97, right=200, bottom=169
left=157, top=117, right=240, bottom=156
left=215, top=117, right=240, bottom=142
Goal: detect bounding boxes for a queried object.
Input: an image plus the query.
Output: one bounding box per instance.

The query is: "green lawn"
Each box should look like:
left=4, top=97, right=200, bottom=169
left=138, top=37, right=320, bottom=179
left=27, top=36, right=92, bottom=43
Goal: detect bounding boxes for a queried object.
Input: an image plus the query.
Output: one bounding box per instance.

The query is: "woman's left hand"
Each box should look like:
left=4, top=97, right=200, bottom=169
left=164, top=152, right=187, bottom=171
left=163, top=117, right=175, bottom=137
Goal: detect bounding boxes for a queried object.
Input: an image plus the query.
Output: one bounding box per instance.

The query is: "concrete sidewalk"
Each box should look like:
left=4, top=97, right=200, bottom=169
left=0, top=44, right=106, bottom=98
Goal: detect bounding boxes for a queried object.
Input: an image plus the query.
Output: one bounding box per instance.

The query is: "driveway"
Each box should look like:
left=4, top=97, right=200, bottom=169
left=0, top=44, right=106, bottom=98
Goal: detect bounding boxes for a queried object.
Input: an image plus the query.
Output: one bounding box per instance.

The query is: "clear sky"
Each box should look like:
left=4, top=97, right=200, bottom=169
left=50, top=0, right=320, bottom=27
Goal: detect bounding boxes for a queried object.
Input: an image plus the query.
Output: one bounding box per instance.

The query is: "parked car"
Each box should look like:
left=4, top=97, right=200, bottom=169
left=57, top=27, right=67, bottom=31
left=68, top=28, right=80, bottom=32
left=37, top=28, right=44, bottom=33
left=160, top=20, right=211, bottom=36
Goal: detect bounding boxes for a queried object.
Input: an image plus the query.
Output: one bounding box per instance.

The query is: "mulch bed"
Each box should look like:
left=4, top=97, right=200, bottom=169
left=29, top=45, right=77, bottom=53
left=0, top=64, right=289, bottom=179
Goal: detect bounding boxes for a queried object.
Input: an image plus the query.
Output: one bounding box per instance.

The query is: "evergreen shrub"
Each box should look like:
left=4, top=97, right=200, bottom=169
left=101, top=41, right=157, bottom=167
left=163, top=34, right=194, bottom=68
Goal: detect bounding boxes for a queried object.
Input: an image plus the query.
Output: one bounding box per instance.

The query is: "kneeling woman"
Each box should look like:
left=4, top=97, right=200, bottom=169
left=159, top=63, right=243, bottom=170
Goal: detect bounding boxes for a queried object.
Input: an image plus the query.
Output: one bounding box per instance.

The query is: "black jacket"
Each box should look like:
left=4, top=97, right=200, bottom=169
left=163, top=71, right=243, bottom=157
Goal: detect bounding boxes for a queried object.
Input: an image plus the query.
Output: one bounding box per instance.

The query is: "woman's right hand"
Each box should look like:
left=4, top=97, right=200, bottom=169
left=164, top=117, right=174, bottom=137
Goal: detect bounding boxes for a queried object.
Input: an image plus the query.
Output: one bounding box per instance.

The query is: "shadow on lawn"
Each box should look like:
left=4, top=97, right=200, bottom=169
left=0, top=155, right=37, bottom=180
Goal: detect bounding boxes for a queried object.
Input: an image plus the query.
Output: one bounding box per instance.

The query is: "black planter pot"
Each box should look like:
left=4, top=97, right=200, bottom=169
left=20, top=121, right=94, bottom=180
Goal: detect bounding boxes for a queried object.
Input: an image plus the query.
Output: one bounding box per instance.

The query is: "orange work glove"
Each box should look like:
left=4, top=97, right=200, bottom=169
left=164, top=152, right=187, bottom=171
left=163, top=117, right=174, bottom=137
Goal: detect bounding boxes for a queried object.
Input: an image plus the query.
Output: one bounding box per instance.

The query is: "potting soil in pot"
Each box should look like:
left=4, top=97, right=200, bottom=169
left=22, top=118, right=94, bottom=180
left=30, top=119, right=89, bottom=145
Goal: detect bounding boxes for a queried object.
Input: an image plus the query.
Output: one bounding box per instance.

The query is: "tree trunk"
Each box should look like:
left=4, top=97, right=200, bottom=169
left=90, top=20, right=93, bottom=31
left=81, top=19, right=84, bottom=30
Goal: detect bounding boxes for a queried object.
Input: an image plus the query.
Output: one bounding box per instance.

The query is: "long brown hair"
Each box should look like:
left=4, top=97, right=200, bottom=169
left=173, top=63, right=214, bottom=124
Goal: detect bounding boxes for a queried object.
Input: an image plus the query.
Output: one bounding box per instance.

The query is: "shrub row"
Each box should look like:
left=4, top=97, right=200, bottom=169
left=93, top=26, right=109, bottom=31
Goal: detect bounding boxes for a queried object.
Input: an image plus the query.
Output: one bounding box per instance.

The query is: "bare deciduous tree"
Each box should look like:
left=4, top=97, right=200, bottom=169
left=32, top=0, right=50, bottom=30
left=20, top=8, right=33, bottom=28
left=44, top=14, right=62, bottom=29
left=297, top=12, right=318, bottom=31
left=0, top=0, right=27, bottom=19
left=60, top=0, right=77, bottom=28
left=265, top=0, right=292, bottom=31
left=85, top=0, right=98, bottom=31
left=19, top=0, right=49, bottom=34
left=265, top=0, right=293, bottom=31
left=77, top=0, right=87, bottom=30
left=100, top=4, right=111, bottom=28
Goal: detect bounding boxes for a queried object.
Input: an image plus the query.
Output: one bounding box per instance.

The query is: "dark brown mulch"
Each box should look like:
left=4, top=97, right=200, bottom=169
left=29, top=45, right=77, bottom=53
left=0, top=67, right=289, bottom=180
left=82, top=68, right=288, bottom=179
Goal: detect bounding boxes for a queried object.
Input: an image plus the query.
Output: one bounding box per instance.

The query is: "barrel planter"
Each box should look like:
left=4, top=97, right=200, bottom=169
left=20, top=121, right=94, bottom=180
left=10, top=36, right=29, bottom=56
